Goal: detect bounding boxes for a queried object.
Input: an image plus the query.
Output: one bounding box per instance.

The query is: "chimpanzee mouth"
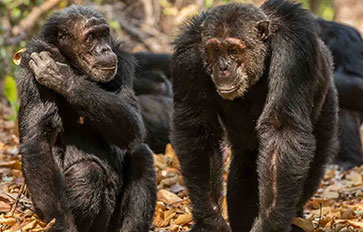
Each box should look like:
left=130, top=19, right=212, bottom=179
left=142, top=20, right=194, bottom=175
left=100, top=65, right=116, bottom=71
left=217, top=80, right=243, bottom=94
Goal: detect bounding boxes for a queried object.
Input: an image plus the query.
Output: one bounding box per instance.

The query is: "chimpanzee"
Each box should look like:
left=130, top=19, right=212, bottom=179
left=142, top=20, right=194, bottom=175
left=16, top=5, right=156, bottom=232
left=171, top=1, right=338, bottom=232
left=133, top=71, right=172, bottom=97
left=134, top=52, right=171, bottom=79
left=137, top=94, right=173, bottom=154
left=317, top=18, right=363, bottom=170
left=133, top=53, right=173, bottom=154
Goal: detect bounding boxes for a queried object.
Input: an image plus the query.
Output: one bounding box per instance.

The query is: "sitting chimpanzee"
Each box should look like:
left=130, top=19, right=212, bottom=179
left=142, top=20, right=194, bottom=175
left=17, top=5, right=156, bottom=232
left=133, top=52, right=173, bottom=154
left=171, top=0, right=338, bottom=231
left=318, top=18, right=363, bottom=170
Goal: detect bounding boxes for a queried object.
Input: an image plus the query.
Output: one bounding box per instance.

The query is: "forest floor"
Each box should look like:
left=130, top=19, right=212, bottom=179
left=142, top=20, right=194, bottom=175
left=0, top=103, right=362, bottom=232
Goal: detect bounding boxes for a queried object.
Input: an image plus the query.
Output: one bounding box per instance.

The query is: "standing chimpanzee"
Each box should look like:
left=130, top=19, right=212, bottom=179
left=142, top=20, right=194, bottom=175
left=17, top=5, right=156, bottom=232
left=318, top=18, right=363, bottom=170
left=133, top=52, right=173, bottom=154
left=171, top=0, right=338, bottom=232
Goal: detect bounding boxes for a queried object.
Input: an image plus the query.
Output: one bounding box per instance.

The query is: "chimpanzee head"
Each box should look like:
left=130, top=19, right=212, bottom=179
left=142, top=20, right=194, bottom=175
left=201, top=3, right=270, bottom=100
left=40, top=5, right=118, bottom=83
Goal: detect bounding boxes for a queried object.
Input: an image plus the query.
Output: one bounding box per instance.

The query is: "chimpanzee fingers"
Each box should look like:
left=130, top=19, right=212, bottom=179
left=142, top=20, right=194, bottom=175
left=55, top=61, right=68, bottom=67
left=28, top=60, right=37, bottom=72
left=39, top=51, right=52, bottom=61
left=30, top=52, right=42, bottom=65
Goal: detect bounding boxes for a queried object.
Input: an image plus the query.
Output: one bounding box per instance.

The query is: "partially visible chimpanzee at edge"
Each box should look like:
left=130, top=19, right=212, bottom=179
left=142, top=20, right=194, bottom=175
left=171, top=0, right=338, bottom=231
left=17, top=6, right=156, bottom=232
left=318, top=18, right=363, bottom=170
left=133, top=52, right=173, bottom=153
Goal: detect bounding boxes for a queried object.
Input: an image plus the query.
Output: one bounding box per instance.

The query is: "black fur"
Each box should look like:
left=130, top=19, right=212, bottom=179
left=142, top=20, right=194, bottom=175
left=134, top=52, right=171, bottom=79
left=171, top=1, right=338, bottom=231
left=133, top=53, right=173, bottom=154
left=318, top=18, right=363, bottom=170
left=17, top=5, right=156, bottom=232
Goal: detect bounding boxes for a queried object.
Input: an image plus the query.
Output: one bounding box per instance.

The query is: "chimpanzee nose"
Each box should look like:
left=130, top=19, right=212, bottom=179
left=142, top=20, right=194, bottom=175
left=96, top=45, right=112, bottom=54
left=220, top=65, right=228, bottom=72
left=101, top=46, right=111, bottom=53
left=218, top=59, right=228, bottom=72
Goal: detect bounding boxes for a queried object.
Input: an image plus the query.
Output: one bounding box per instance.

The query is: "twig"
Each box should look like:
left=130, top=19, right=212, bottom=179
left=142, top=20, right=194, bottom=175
left=118, top=18, right=150, bottom=41
left=169, top=198, right=189, bottom=206
left=43, top=218, right=56, bottom=232
left=10, top=184, right=26, bottom=216
left=4, top=0, right=62, bottom=45
left=5, top=186, right=33, bottom=212
left=314, top=203, right=323, bottom=229
left=118, top=18, right=153, bottom=50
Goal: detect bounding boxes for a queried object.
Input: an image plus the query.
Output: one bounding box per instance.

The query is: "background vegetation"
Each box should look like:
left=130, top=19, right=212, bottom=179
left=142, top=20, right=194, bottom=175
left=0, top=0, right=361, bottom=119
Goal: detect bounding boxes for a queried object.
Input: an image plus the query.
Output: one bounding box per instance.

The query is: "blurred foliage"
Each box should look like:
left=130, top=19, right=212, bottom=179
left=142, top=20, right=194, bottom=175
left=0, top=0, right=335, bottom=120
left=4, top=76, right=19, bottom=121
left=0, top=0, right=43, bottom=120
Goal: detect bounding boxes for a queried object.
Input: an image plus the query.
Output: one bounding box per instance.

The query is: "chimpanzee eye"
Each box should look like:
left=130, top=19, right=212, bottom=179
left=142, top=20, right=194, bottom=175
left=86, top=34, right=94, bottom=43
left=214, top=47, right=221, bottom=53
left=105, top=29, right=110, bottom=37
left=58, top=30, right=69, bottom=40
left=228, top=47, right=238, bottom=55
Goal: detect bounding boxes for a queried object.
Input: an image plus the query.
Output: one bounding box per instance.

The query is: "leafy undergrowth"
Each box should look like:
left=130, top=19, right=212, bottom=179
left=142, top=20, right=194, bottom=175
left=0, top=108, right=362, bottom=231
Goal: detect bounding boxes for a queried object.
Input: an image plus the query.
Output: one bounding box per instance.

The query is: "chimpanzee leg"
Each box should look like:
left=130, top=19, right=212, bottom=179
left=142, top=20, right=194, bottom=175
left=64, top=160, right=119, bottom=231
left=117, top=144, right=156, bottom=232
left=227, top=148, right=259, bottom=232
left=297, top=88, right=339, bottom=215
left=335, top=109, right=363, bottom=170
left=254, top=110, right=318, bottom=232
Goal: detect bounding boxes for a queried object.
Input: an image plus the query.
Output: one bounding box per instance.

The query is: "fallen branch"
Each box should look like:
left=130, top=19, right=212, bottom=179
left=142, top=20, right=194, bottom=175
left=4, top=0, right=62, bottom=45
left=10, top=184, right=26, bottom=216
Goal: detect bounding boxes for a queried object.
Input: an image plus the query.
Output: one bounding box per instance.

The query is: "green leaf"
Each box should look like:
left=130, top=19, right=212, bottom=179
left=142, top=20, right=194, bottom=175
left=205, top=0, right=214, bottom=8
left=108, top=20, right=121, bottom=31
left=4, top=76, right=18, bottom=104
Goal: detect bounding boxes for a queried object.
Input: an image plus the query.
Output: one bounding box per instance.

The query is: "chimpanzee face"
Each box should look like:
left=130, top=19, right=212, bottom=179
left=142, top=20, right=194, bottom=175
left=202, top=6, right=270, bottom=100
left=58, top=17, right=118, bottom=83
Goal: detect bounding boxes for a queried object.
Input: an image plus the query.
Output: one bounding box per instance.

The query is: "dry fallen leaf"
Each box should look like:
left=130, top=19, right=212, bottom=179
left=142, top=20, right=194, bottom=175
left=174, top=214, right=192, bottom=225
left=157, top=189, right=182, bottom=205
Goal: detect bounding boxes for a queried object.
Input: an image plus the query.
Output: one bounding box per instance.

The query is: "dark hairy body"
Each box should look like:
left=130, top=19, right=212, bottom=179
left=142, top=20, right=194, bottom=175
left=171, top=1, right=338, bottom=232
left=133, top=52, right=173, bottom=153
left=17, top=6, right=156, bottom=232
left=318, top=18, right=363, bottom=170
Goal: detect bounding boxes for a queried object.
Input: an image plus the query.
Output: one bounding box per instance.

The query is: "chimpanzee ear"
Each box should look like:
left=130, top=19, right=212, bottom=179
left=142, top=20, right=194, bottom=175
left=257, top=20, right=270, bottom=41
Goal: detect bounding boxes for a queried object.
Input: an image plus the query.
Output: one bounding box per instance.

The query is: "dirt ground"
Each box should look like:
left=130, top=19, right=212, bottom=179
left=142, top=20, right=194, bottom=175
left=0, top=102, right=362, bottom=232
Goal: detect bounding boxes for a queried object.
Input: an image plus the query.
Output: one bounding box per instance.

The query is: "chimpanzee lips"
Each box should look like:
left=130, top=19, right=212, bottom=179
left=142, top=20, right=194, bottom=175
left=100, top=65, right=116, bottom=71
left=217, top=79, right=243, bottom=94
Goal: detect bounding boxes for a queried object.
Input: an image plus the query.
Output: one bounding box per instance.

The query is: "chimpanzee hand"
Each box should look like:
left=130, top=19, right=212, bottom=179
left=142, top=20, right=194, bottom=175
left=29, top=51, right=75, bottom=94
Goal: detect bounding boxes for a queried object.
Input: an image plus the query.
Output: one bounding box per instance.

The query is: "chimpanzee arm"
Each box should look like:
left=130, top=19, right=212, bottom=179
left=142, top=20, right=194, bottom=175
left=172, top=100, right=227, bottom=229
left=28, top=51, right=145, bottom=150
left=171, top=27, right=229, bottom=230
left=254, top=53, right=320, bottom=231
left=255, top=2, right=336, bottom=230
left=63, top=80, right=145, bottom=150
left=334, top=72, right=363, bottom=111
left=17, top=71, right=77, bottom=232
